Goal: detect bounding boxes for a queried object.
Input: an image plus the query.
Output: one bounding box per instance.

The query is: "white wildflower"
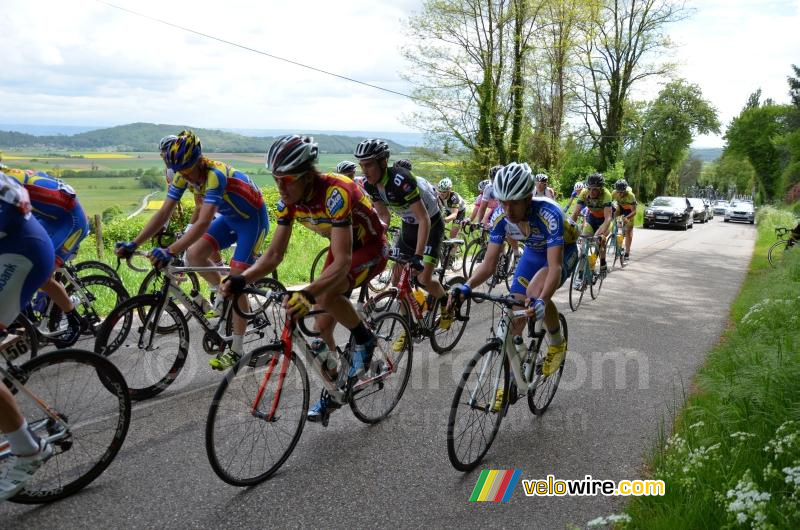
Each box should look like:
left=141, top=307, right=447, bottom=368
left=726, top=470, right=771, bottom=528
left=783, top=465, right=800, bottom=489
left=682, top=443, right=721, bottom=474
left=689, top=421, right=705, bottom=430
left=586, top=514, right=631, bottom=528
left=730, top=431, right=756, bottom=442
left=764, top=421, right=799, bottom=460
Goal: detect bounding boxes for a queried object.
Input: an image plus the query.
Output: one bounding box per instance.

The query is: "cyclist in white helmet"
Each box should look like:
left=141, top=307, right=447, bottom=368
left=437, top=178, right=466, bottom=238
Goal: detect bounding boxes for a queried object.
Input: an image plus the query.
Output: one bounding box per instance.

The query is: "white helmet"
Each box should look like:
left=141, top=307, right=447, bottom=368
left=493, top=162, right=534, bottom=201
left=574, top=181, right=586, bottom=191
left=438, top=178, right=453, bottom=192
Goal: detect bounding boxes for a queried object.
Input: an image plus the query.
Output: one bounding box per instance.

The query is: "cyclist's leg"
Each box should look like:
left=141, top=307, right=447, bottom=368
left=417, top=215, right=445, bottom=300
left=624, top=216, right=634, bottom=255
left=227, top=209, right=269, bottom=349
left=39, top=213, right=88, bottom=313
left=508, top=248, right=541, bottom=336
left=191, top=216, right=234, bottom=286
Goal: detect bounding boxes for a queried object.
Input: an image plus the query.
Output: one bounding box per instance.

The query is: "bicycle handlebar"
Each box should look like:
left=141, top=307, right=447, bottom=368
left=776, top=227, right=789, bottom=238
left=231, top=288, right=324, bottom=338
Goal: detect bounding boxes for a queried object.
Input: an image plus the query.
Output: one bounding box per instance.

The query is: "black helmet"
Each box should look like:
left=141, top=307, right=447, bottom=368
left=489, top=165, right=504, bottom=179
left=615, top=179, right=628, bottom=192
left=586, top=173, right=605, bottom=188
left=394, top=159, right=412, bottom=171
left=354, top=139, right=390, bottom=160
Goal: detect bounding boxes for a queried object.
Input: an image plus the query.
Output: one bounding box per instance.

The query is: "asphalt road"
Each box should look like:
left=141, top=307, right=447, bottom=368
left=1, top=217, right=756, bottom=529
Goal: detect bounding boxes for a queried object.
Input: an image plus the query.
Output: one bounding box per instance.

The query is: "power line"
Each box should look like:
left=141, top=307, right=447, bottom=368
left=96, top=0, right=432, bottom=106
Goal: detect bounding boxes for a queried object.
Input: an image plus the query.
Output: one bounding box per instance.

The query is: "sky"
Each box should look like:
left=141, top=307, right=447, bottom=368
left=0, top=0, right=798, bottom=147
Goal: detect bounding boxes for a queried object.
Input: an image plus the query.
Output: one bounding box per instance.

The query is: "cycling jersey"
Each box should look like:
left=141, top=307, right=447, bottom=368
left=167, top=160, right=265, bottom=222
left=275, top=173, right=385, bottom=249
left=478, top=184, right=499, bottom=210
left=533, top=187, right=555, bottom=200
left=361, top=167, right=440, bottom=224
left=612, top=189, right=637, bottom=213
left=441, top=191, right=466, bottom=212
left=167, top=160, right=268, bottom=269
left=489, top=197, right=578, bottom=251
left=5, top=168, right=89, bottom=266
left=577, top=187, right=613, bottom=220
left=0, top=173, right=54, bottom=326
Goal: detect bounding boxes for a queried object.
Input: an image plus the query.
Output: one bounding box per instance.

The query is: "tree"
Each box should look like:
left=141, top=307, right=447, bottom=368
left=575, top=0, right=687, bottom=171
left=677, top=156, right=702, bottom=192
left=638, top=80, right=719, bottom=197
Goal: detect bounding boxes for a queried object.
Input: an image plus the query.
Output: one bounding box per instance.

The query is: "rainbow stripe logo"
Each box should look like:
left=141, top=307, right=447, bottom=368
left=469, top=470, right=521, bottom=501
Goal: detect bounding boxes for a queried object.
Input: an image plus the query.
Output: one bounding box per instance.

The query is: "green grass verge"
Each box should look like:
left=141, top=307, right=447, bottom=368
left=603, top=206, right=800, bottom=529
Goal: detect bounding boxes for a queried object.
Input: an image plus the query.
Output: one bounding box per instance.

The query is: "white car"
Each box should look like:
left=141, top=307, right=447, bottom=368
left=724, top=201, right=755, bottom=224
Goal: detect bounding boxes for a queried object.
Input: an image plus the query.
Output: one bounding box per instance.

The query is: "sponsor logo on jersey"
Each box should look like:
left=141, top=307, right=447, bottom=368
left=538, top=207, right=559, bottom=233
left=0, top=263, right=17, bottom=292
left=326, top=187, right=346, bottom=217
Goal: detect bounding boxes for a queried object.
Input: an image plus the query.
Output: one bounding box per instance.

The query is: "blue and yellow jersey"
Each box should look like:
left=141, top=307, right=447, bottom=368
left=167, top=160, right=264, bottom=221
left=577, top=187, right=613, bottom=219
left=4, top=168, right=81, bottom=222
left=612, top=188, right=637, bottom=212
left=489, top=197, right=578, bottom=252
left=276, top=173, right=384, bottom=249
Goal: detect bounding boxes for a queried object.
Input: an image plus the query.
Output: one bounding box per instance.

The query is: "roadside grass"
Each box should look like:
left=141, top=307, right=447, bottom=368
left=589, top=206, right=800, bottom=529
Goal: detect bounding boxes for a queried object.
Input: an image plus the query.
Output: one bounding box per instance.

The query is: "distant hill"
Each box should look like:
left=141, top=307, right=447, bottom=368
left=689, top=147, right=723, bottom=162
left=0, top=122, right=408, bottom=153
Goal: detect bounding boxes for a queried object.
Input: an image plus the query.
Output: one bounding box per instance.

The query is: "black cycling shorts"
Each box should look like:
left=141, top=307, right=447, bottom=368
left=396, top=213, right=444, bottom=265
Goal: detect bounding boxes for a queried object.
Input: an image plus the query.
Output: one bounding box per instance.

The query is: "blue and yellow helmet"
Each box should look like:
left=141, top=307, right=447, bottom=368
left=164, top=130, right=202, bottom=171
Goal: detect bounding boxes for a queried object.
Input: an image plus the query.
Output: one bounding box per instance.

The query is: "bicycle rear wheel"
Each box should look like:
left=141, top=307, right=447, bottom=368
left=74, top=259, right=122, bottom=283
left=568, top=257, right=587, bottom=311
left=206, top=344, right=308, bottom=486
left=528, top=314, right=568, bottom=415
left=461, top=240, right=483, bottom=278
left=447, top=341, right=509, bottom=472
left=137, top=268, right=201, bottom=329
left=350, top=312, right=412, bottom=423
left=7, top=349, right=131, bottom=503
left=309, top=246, right=329, bottom=283
left=94, top=294, right=189, bottom=400
left=590, top=258, right=604, bottom=300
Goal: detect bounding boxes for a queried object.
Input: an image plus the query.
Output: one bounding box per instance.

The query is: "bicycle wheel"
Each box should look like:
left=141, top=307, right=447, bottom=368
left=467, top=246, right=492, bottom=304
left=224, top=277, right=287, bottom=351
left=9, top=314, right=39, bottom=360
left=7, top=349, right=131, bottom=503
left=768, top=239, right=791, bottom=267
left=74, top=259, right=123, bottom=283
left=206, top=344, right=308, bottom=486
left=94, top=294, right=189, bottom=400
left=350, top=311, right=413, bottom=423
left=49, top=274, right=130, bottom=348
left=430, top=276, right=471, bottom=354
left=364, top=288, right=409, bottom=317
left=309, top=246, right=329, bottom=283
left=447, top=340, right=509, bottom=471
left=590, top=256, right=604, bottom=300
left=568, top=256, right=587, bottom=312
left=137, top=268, right=201, bottom=329
left=528, top=313, right=568, bottom=415
left=461, top=240, right=483, bottom=278
left=368, top=260, right=394, bottom=293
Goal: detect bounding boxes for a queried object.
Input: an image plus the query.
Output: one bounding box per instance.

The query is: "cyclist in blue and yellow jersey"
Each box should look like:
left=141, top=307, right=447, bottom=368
left=115, top=130, right=269, bottom=370
left=612, top=179, right=637, bottom=261
left=5, top=167, right=90, bottom=346
left=0, top=172, right=55, bottom=500
left=437, top=178, right=467, bottom=238
left=354, top=140, right=448, bottom=308
left=571, top=173, right=613, bottom=274
left=450, top=163, right=578, bottom=379
left=221, top=135, right=388, bottom=424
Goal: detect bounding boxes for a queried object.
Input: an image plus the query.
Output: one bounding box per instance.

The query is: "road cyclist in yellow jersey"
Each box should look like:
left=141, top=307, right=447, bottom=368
left=115, top=130, right=269, bottom=370
left=571, top=173, right=613, bottom=275
left=611, top=179, right=637, bottom=262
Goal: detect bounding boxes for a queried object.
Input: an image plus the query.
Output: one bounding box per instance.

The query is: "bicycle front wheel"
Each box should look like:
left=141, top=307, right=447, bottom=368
left=528, top=313, right=568, bottom=415
left=569, top=256, right=587, bottom=312
left=768, top=239, right=790, bottom=267
left=206, top=345, right=309, bottom=486
left=430, top=276, right=471, bottom=354
left=350, top=311, right=413, bottom=423
left=8, top=349, right=131, bottom=503
left=137, top=268, right=201, bottom=329
left=447, top=341, right=509, bottom=472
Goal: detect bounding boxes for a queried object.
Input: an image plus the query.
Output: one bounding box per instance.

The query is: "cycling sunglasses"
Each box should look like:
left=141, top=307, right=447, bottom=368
left=273, top=170, right=308, bottom=184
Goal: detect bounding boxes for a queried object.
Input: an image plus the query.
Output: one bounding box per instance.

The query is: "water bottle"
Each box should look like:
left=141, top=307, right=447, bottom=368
left=413, top=288, right=427, bottom=311
left=588, top=249, right=598, bottom=269
left=310, top=338, right=337, bottom=372
left=616, top=233, right=623, bottom=247
left=513, top=335, right=526, bottom=362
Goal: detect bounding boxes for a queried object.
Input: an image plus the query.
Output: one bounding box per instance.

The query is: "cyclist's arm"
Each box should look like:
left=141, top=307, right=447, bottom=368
left=444, top=206, right=459, bottom=223
left=132, top=198, right=178, bottom=247
left=374, top=200, right=391, bottom=226
left=570, top=200, right=584, bottom=222
left=468, top=202, right=481, bottom=223
left=306, top=225, right=352, bottom=298
left=598, top=206, right=613, bottom=235
left=464, top=242, right=504, bottom=289
left=188, top=194, right=203, bottom=224
left=241, top=223, right=292, bottom=283
left=627, top=204, right=637, bottom=220
left=475, top=202, right=488, bottom=225
left=410, top=200, right=430, bottom=256
left=535, top=245, right=563, bottom=303
left=168, top=202, right=216, bottom=255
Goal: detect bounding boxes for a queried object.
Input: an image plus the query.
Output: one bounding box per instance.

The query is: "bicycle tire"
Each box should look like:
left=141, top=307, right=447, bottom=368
left=74, top=259, right=123, bottom=283
left=49, top=274, right=130, bottom=349
left=768, top=239, right=790, bottom=267
left=224, top=277, right=287, bottom=350
left=94, top=293, right=189, bottom=400
left=568, top=256, right=587, bottom=312
left=528, top=313, right=568, bottom=415
left=349, top=311, right=413, bottom=423
left=364, top=288, right=410, bottom=318
left=461, top=240, right=484, bottom=278
left=447, top=340, right=509, bottom=471
left=309, top=246, right=329, bottom=283
left=8, top=349, right=131, bottom=504
left=468, top=246, right=492, bottom=304
left=206, top=345, right=308, bottom=486
left=9, top=314, right=39, bottom=360
left=590, top=259, right=604, bottom=300
left=137, top=268, right=201, bottom=330
left=429, top=276, right=471, bottom=354
left=368, top=260, right=394, bottom=293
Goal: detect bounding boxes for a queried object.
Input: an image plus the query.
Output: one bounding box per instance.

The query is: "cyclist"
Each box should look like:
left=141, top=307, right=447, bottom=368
left=449, top=162, right=578, bottom=379
left=571, top=173, right=612, bottom=274
left=470, top=165, right=504, bottom=226
left=335, top=160, right=358, bottom=179
left=437, top=178, right=467, bottom=238
left=354, top=139, right=448, bottom=308
left=115, top=130, right=269, bottom=370
left=564, top=181, right=585, bottom=213
left=220, top=135, right=388, bottom=423
left=5, top=167, right=90, bottom=345
left=533, top=173, right=556, bottom=200
left=612, top=179, right=637, bottom=261
left=0, top=172, right=55, bottom=501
